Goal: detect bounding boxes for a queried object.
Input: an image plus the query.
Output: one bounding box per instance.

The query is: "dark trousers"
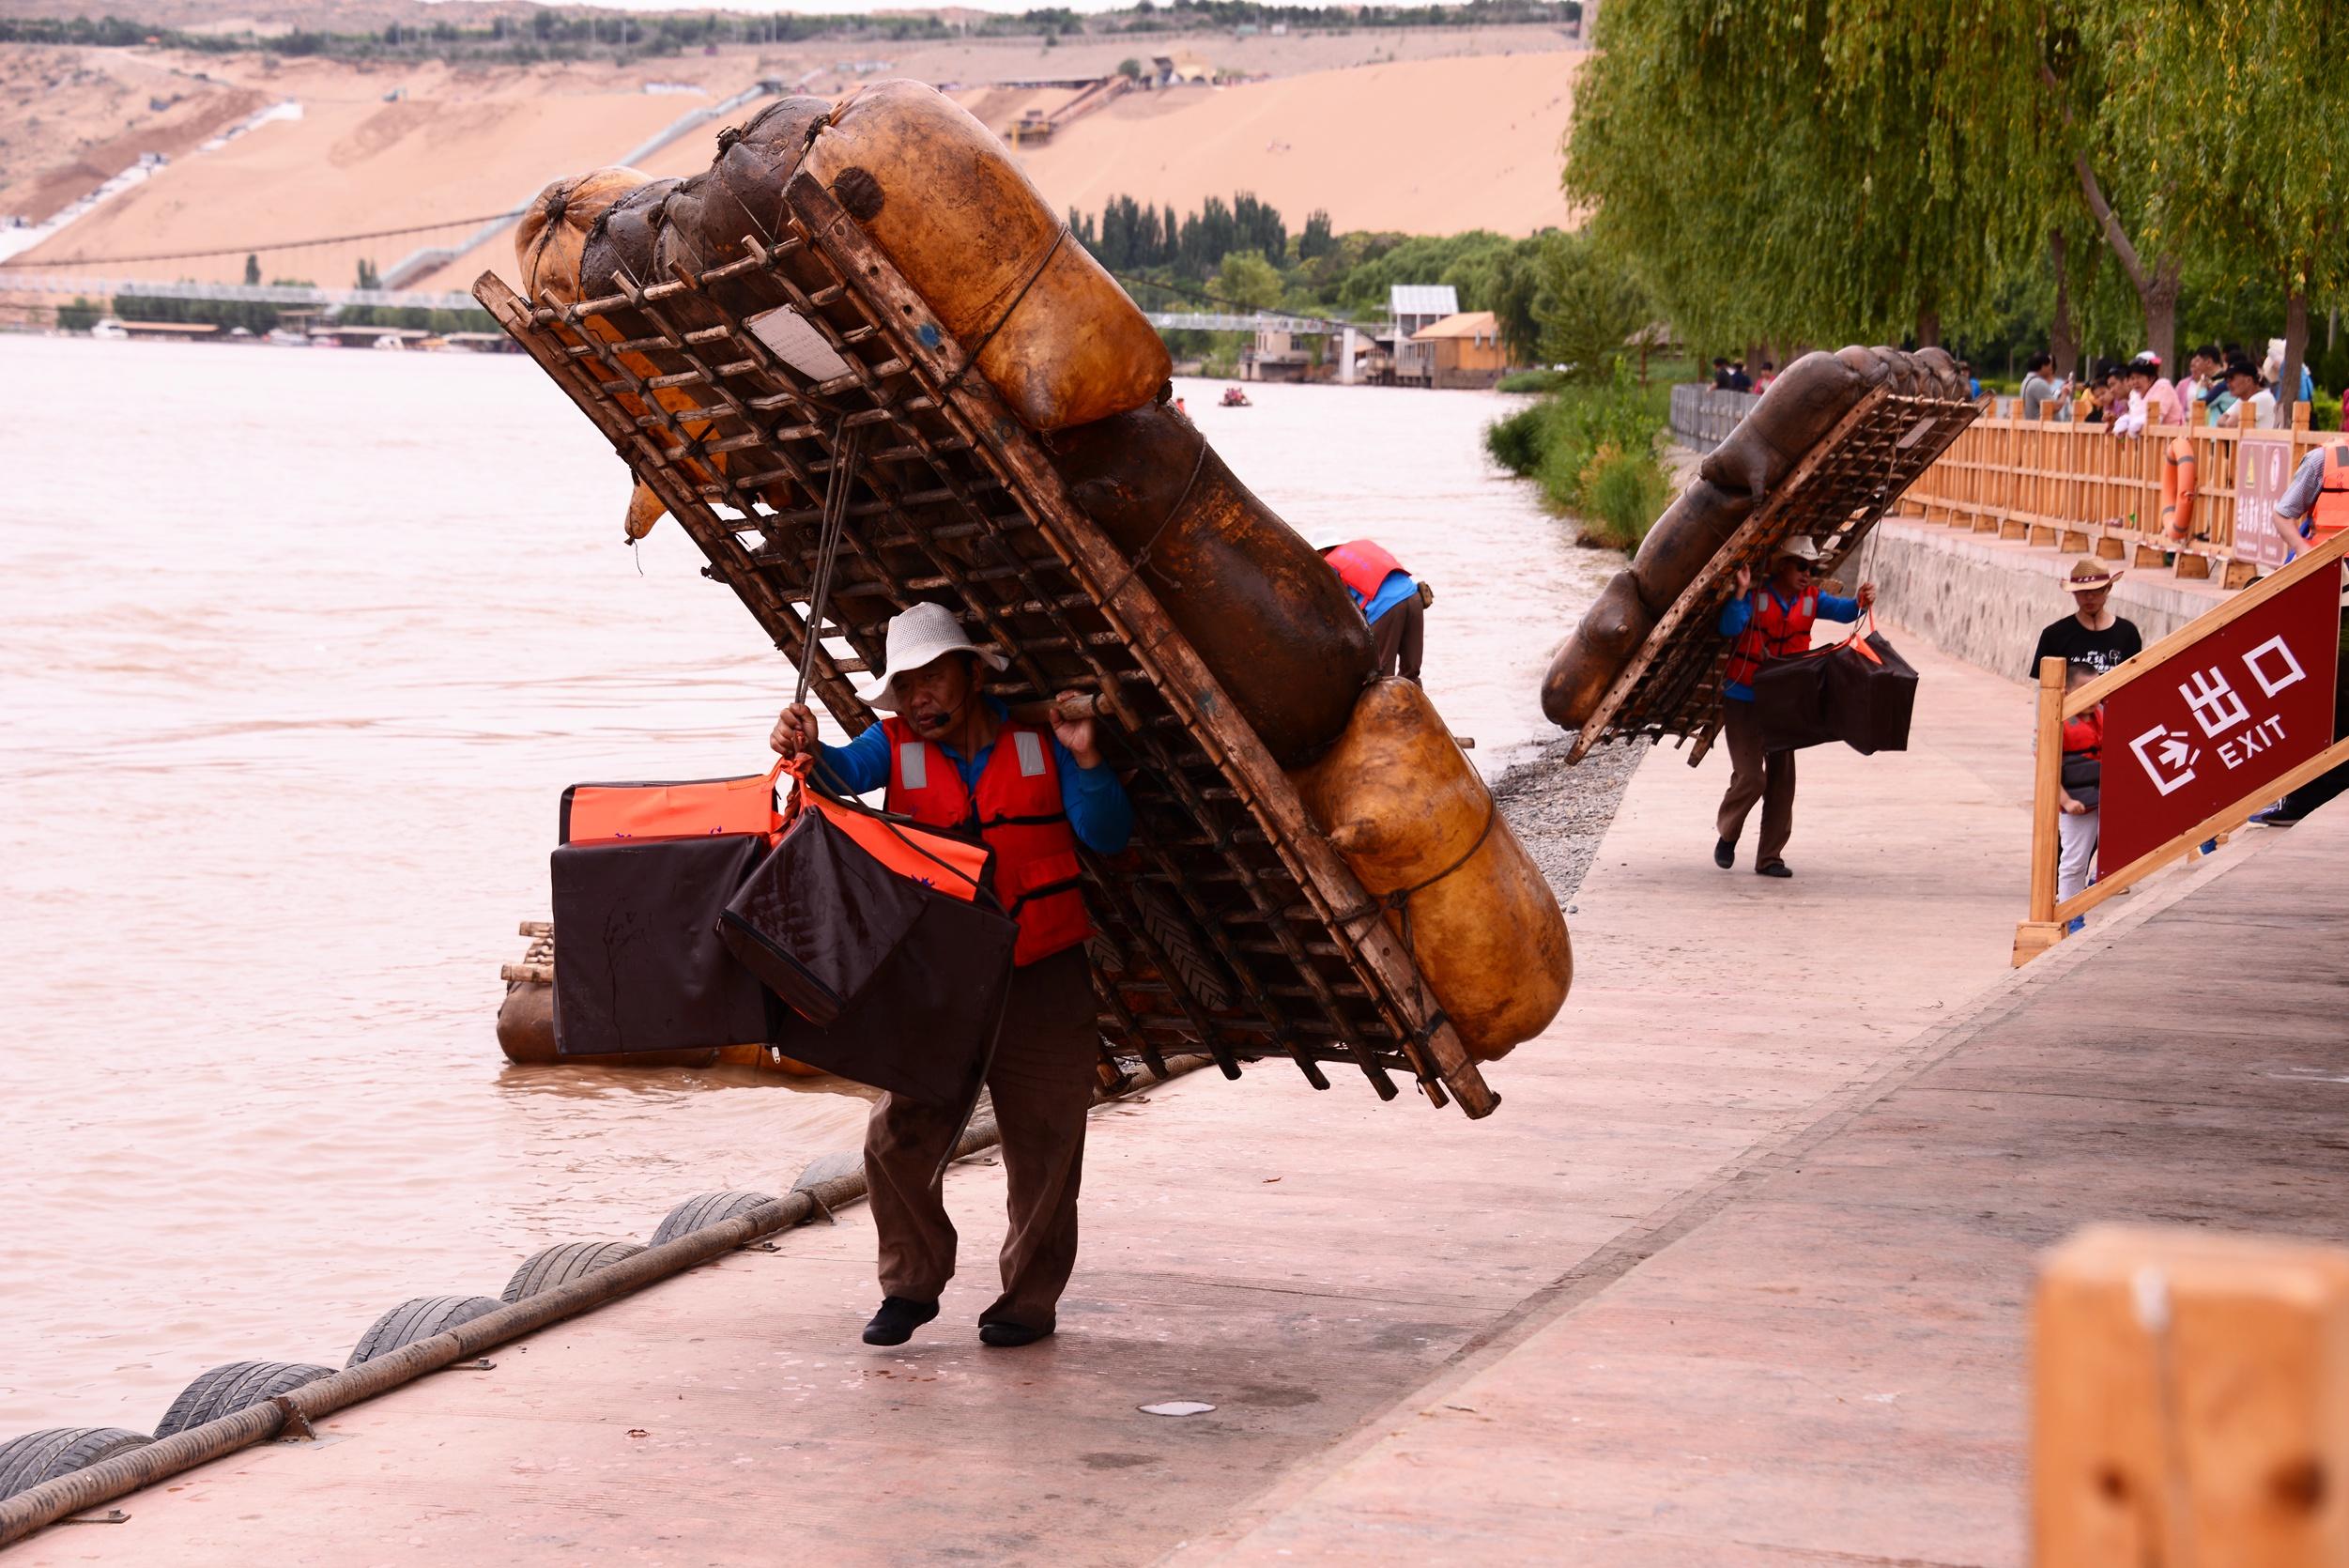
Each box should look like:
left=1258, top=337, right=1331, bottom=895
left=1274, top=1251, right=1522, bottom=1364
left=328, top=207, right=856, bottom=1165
left=1716, top=697, right=1796, bottom=865
left=1370, top=594, right=1424, bottom=682
left=862, top=945, right=1098, bottom=1331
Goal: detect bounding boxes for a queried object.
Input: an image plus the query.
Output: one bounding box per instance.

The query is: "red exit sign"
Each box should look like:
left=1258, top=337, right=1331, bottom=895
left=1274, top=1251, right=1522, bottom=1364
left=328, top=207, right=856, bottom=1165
left=2097, top=562, right=2342, bottom=874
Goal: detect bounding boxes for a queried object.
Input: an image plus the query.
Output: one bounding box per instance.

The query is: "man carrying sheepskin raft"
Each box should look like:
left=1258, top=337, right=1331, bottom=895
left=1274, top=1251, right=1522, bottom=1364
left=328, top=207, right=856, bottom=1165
left=1712, top=537, right=1877, bottom=878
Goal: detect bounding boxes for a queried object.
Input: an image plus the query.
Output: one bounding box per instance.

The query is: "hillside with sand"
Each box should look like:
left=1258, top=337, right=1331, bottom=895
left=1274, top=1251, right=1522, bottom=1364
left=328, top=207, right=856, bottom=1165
left=1007, top=52, right=1579, bottom=241
left=5, top=28, right=1580, bottom=290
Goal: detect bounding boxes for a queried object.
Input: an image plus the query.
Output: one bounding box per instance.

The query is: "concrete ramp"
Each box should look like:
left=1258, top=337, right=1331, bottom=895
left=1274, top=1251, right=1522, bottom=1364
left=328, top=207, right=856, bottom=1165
left=1202, top=803, right=2348, bottom=1564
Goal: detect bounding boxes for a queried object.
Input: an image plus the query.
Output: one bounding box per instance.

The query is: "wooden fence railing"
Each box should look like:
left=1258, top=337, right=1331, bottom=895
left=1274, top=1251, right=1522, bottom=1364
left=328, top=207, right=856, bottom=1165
left=1900, top=406, right=2330, bottom=589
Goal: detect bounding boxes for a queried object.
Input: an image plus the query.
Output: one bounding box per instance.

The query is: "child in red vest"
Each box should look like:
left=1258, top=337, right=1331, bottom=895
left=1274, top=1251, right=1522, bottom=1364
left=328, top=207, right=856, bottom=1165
left=2055, top=662, right=2104, bottom=930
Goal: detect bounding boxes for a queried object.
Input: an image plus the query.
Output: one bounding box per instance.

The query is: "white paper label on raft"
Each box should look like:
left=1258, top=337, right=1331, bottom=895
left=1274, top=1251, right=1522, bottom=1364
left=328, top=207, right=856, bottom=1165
left=745, top=306, right=853, bottom=384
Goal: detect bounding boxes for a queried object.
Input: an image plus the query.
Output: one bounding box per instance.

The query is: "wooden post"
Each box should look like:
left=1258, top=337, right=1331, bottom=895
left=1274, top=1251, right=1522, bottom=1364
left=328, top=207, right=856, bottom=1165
left=2014, top=656, right=2067, bottom=965
left=2034, top=1225, right=2349, bottom=1565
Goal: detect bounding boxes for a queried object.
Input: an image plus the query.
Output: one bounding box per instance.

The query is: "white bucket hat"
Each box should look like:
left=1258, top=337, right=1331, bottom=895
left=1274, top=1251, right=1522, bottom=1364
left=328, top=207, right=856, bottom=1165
left=1309, top=529, right=1348, bottom=552
left=1772, top=534, right=1822, bottom=564
left=855, top=602, right=1006, bottom=712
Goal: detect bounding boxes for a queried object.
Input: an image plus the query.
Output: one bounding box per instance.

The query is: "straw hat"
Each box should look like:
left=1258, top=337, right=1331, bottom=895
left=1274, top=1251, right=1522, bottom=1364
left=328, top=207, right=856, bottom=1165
left=855, top=602, right=1007, bottom=712
left=2065, top=558, right=2123, bottom=592
left=1773, top=535, right=1822, bottom=563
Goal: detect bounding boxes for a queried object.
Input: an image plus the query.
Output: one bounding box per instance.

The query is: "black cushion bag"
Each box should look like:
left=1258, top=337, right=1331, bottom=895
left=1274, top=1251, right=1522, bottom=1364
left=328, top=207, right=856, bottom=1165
left=1826, top=630, right=1919, bottom=755
left=721, top=781, right=1022, bottom=1107
left=550, top=833, right=770, bottom=1056
left=1752, top=647, right=1840, bottom=753
left=719, top=805, right=929, bottom=1026
left=766, top=884, right=1021, bottom=1108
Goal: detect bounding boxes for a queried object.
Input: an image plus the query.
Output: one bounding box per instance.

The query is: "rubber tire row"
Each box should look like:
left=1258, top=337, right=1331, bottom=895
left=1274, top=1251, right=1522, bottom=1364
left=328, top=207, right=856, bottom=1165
left=0, top=1187, right=789, bottom=1499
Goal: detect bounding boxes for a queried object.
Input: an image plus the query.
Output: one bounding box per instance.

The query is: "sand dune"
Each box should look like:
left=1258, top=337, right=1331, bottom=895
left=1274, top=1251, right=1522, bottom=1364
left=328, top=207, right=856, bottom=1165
left=1010, top=51, right=1580, bottom=238
left=16, top=85, right=705, bottom=287
left=8, top=32, right=1579, bottom=296
left=435, top=49, right=1580, bottom=294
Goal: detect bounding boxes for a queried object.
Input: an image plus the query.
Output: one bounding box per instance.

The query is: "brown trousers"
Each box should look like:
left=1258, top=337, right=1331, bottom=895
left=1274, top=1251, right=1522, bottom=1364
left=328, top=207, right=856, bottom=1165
left=1716, top=697, right=1797, bottom=866
left=863, top=944, right=1098, bottom=1331
left=1370, top=593, right=1424, bottom=683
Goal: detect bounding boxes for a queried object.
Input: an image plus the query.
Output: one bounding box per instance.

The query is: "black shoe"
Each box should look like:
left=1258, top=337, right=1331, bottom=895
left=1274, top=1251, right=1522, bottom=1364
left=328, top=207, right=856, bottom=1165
left=2250, top=807, right=2301, bottom=827
left=862, top=1296, right=939, bottom=1346
left=977, top=1320, right=1052, bottom=1348
left=1755, top=860, right=1792, bottom=878
left=1713, top=838, right=1735, bottom=869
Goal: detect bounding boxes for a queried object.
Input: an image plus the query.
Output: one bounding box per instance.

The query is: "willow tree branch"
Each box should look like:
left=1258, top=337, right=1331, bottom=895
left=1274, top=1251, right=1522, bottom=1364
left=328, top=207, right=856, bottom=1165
left=2036, top=59, right=2154, bottom=298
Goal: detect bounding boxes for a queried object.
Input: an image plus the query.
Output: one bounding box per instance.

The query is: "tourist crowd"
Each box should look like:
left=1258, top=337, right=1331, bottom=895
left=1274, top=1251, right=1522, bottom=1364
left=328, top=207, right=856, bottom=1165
left=2019, top=343, right=2318, bottom=431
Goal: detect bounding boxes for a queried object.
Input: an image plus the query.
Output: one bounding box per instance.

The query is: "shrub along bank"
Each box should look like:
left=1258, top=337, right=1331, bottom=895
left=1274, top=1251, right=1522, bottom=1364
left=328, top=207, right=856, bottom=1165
left=1485, top=361, right=1675, bottom=551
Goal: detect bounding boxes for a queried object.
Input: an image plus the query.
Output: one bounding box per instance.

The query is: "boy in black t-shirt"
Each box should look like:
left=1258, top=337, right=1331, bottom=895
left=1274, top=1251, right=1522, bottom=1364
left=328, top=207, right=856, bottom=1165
left=2030, top=560, right=2142, bottom=679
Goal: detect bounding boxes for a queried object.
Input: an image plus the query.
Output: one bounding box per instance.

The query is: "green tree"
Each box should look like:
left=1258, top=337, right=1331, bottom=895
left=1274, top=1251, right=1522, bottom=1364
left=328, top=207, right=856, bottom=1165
left=1297, top=208, right=1335, bottom=262
left=1530, top=229, right=1650, bottom=382
left=243, top=253, right=261, bottom=286
left=2103, top=1, right=2345, bottom=416
left=1565, top=0, right=2046, bottom=349
left=1214, top=249, right=1283, bottom=313
left=1333, top=231, right=1513, bottom=316
left=1115, top=56, right=1142, bottom=79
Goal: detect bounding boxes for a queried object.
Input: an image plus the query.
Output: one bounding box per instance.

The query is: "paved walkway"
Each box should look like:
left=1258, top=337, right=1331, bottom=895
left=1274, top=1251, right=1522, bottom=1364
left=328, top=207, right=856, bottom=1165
left=23, top=633, right=2275, bottom=1567
left=1202, top=791, right=2346, bottom=1563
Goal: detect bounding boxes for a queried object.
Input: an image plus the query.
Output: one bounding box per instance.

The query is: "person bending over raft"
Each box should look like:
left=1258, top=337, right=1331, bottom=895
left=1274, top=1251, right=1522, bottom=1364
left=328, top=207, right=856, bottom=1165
left=1712, top=536, right=1876, bottom=879
left=769, top=603, right=1133, bottom=1350
left=1313, top=532, right=1427, bottom=682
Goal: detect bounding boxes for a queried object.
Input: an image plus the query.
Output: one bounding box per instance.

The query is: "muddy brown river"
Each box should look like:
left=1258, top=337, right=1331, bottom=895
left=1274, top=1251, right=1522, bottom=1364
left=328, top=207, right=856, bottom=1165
left=0, top=335, right=1613, bottom=1433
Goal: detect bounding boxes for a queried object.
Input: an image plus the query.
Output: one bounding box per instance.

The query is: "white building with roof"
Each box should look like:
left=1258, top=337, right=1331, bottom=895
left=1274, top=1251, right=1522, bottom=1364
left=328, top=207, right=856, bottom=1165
left=1386, top=284, right=1459, bottom=386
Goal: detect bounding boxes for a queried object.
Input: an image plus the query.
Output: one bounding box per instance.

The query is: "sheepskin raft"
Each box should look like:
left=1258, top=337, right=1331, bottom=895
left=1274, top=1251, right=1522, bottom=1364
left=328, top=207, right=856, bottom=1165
left=1556, top=348, right=1982, bottom=766
left=473, top=170, right=1506, bottom=1118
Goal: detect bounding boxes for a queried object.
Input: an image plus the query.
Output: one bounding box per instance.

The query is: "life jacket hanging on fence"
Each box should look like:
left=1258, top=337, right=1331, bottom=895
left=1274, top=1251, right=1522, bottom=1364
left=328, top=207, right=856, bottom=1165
left=2159, top=436, right=2198, bottom=545
left=2311, top=443, right=2349, bottom=550
left=1722, top=588, right=1819, bottom=690
left=1325, top=539, right=1405, bottom=607
left=882, top=717, right=1090, bottom=967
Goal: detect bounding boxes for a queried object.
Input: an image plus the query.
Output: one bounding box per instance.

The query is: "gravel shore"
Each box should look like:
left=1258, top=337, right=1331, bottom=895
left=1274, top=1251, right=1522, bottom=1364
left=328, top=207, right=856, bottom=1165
left=1492, top=732, right=1650, bottom=901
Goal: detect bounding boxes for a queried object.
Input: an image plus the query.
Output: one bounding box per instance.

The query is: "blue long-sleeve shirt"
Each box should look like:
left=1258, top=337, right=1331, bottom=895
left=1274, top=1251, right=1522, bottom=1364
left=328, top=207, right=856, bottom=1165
left=1716, top=589, right=1861, bottom=702
left=813, top=698, right=1133, bottom=853
left=1347, top=568, right=1420, bottom=626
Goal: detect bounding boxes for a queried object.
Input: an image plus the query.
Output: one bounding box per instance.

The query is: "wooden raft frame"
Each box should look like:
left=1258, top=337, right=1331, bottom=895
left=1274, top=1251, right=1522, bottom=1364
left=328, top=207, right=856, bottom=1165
left=1568, top=388, right=1982, bottom=765
left=474, top=170, right=1497, bottom=1118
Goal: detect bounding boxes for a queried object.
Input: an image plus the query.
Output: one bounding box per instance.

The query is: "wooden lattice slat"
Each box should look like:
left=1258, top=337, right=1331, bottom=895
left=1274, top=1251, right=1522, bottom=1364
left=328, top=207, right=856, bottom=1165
left=1568, top=388, right=1982, bottom=765
left=474, top=170, right=1498, bottom=1118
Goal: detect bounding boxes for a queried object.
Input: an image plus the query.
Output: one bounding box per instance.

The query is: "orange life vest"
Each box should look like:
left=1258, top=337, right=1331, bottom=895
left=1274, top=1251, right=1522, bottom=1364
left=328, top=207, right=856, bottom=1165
left=881, top=716, right=1089, bottom=967
left=2311, top=442, right=2349, bottom=548
left=1324, top=539, right=1405, bottom=607
left=1722, top=588, right=1819, bottom=690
